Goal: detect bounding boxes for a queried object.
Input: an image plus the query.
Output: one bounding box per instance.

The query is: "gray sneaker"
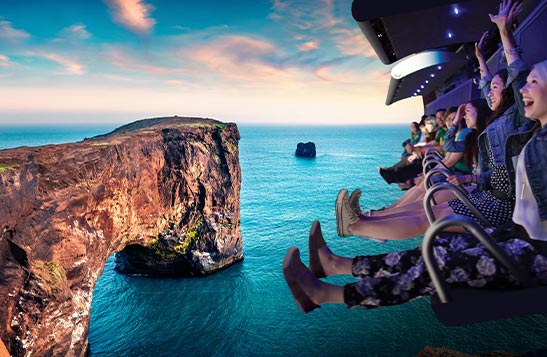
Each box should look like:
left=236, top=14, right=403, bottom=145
left=336, top=189, right=359, bottom=237
left=348, top=189, right=362, bottom=216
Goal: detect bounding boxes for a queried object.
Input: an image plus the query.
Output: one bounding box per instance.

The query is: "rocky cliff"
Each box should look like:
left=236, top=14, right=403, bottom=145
left=0, top=117, right=242, bottom=356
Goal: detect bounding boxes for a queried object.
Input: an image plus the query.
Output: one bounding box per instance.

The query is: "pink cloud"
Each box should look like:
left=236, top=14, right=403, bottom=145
left=333, top=28, right=377, bottom=57
left=104, top=0, right=156, bottom=35
left=314, top=66, right=388, bottom=84
left=298, top=41, right=318, bottom=52
left=321, top=0, right=343, bottom=28
left=42, top=53, right=85, bottom=75
left=314, top=66, right=332, bottom=81
left=0, top=54, right=10, bottom=67
left=188, top=35, right=289, bottom=81
left=24, top=52, right=85, bottom=75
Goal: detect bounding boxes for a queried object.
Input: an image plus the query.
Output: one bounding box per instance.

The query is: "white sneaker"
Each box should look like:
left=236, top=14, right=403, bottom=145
left=336, top=189, right=359, bottom=237
left=348, top=189, right=362, bottom=216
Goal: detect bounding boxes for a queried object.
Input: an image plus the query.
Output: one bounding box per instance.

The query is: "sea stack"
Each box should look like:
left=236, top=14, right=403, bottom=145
left=295, top=142, right=316, bottom=158
left=0, top=117, right=242, bottom=356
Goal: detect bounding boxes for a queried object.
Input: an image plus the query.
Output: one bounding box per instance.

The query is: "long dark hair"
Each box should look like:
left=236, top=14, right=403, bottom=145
left=489, top=69, right=515, bottom=123
left=464, top=98, right=492, bottom=169
left=410, top=121, right=420, bottom=141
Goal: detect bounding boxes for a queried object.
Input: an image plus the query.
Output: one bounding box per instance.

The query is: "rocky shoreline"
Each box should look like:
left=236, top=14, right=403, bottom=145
left=0, top=117, right=242, bottom=356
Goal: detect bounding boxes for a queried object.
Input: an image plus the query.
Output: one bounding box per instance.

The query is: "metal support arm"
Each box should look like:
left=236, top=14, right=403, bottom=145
left=422, top=214, right=532, bottom=303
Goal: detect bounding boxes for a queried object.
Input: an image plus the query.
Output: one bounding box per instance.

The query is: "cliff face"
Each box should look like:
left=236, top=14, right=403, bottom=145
left=0, top=117, right=242, bottom=356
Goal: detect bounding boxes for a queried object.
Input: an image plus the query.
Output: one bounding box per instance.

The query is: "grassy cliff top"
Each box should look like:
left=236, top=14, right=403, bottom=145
left=92, top=116, right=229, bottom=140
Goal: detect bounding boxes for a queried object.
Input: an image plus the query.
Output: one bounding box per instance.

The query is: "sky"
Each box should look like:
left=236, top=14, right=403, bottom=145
left=0, top=0, right=423, bottom=125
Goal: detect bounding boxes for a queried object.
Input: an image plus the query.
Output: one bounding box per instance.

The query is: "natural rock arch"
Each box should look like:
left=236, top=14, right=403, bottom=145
left=0, top=117, right=242, bottom=356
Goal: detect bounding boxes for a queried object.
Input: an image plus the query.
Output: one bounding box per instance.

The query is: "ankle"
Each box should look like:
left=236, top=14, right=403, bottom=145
left=318, top=246, right=333, bottom=273
left=299, top=272, right=324, bottom=304
left=319, top=247, right=349, bottom=276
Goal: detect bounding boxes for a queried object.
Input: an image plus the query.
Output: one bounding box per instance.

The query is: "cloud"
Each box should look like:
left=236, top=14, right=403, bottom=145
left=269, top=0, right=342, bottom=31
left=188, top=35, right=291, bottom=81
left=28, top=52, right=85, bottom=75
left=332, top=28, right=377, bottom=58
left=298, top=41, right=318, bottom=52
left=0, top=20, right=30, bottom=41
left=58, top=24, right=92, bottom=41
left=321, top=0, right=343, bottom=28
left=266, top=0, right=377, bottom=67
left=104, top=0, right=156, bottom=35
left=314, top=63, right=389, bottom=84
left=0, top=54, right=10, bottom=67
left=106, top=46, right=177, bottom=75
left=271, top=0, right=289, bottom=12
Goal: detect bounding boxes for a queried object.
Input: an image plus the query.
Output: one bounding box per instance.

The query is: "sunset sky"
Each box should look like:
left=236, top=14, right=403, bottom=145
left=0, top=0, right=423, bottom=125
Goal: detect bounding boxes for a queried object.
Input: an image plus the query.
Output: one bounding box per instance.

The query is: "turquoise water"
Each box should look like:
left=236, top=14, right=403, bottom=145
left=2, top=125, right=546, bottom=356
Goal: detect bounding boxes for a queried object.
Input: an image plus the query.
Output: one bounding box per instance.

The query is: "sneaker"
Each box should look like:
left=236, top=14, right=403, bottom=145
left=348, top=189, right=362, bottom=216
left=336, top=189, right=359, bottom=237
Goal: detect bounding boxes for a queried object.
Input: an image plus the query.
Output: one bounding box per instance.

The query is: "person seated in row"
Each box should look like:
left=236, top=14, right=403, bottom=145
left=336, top=1, right=530, bottom=240
left=282, top=59, right=547, bottom=313
left=412, top=115, right=439, bottom=148
left=407, top=107, right=452, bottom=157
left=352, top=99, right=490, bottom=219
left=390, top=120, right=427, bottom=174
left=403, top=121, right=423, bottom=152
left=379, top=114, right=443, bottom=188
left=434, top=108, right=447, bottom=145
left=378, top=106, right=472, bottom=189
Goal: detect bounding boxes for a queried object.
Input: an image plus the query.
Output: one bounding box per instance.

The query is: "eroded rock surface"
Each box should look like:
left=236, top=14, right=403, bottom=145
left=0, top=117, right=242, bottom=356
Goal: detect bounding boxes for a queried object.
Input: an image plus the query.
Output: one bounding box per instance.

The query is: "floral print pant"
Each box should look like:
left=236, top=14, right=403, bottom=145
left=344, top=233, right=547, bottom=308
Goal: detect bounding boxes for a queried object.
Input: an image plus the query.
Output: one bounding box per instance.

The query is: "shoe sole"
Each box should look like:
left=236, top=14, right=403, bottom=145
left=336, top=189, right=349, bottom=237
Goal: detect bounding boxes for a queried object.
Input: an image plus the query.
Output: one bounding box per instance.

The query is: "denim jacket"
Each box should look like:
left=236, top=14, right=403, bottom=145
left=476, top=59, right=529, bottom=188
left=443, top=125, right=469, bottom=153
left=506, top=122, right=547, bottom=221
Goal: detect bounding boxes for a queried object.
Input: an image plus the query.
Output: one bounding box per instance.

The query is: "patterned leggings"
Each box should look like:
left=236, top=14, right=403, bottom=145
left=344, top=232, right=547, bottom=308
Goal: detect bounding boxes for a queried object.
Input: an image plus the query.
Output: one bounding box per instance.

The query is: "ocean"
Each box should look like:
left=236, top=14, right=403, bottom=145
left=1, top=124, right=546, bottom=356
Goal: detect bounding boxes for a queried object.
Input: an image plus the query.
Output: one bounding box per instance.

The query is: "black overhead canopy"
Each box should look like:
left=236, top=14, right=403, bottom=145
left=352, top=0, right=501, bottom=65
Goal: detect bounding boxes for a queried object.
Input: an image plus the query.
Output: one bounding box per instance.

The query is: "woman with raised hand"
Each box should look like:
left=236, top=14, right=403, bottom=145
left=336, top=0, right=531, bottom=240
left=282, top=60, right=547, bottom=313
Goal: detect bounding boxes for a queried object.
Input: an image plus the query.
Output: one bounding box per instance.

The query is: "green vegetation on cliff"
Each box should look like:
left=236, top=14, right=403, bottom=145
left=174, top=220, right=202, bottom=253
left=0, top=163, right=19, bottom=173
left=34, top=261, right=70, bottom=299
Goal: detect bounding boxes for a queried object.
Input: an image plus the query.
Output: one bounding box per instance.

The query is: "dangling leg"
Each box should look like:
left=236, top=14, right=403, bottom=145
left=284, top=235, right=544, bottom=312
left=338, top=189, right=461, bottom=240
left=309, top=220, right=437, bottom=279
left=308, top=220, right=354, bottom=278
left=282, top=247, right=344, bottom=313
left=284, top=244, right=436, bottom=311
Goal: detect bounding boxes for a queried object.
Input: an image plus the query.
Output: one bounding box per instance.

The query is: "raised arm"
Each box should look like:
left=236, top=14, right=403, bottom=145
left=489, top=0, right=524, bottom=66
left=491, top=0, right=529, bottom=122
left=475, top=31, right=491, bottom=80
